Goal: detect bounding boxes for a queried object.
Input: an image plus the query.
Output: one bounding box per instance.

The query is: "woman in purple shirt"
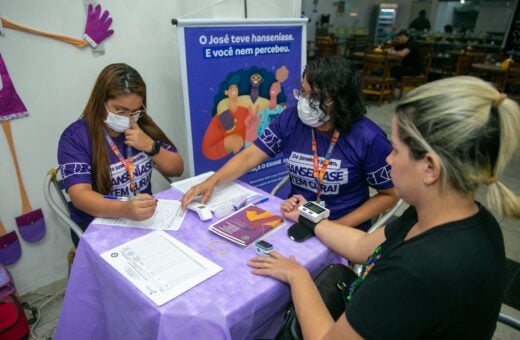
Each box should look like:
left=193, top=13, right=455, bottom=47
left=58, top=63, right=183, bottom=244
left=182, top=57, right=397, bottom=230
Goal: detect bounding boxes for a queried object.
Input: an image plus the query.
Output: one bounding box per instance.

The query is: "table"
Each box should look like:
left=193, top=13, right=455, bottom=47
left=54, top=184, right=338, bottom=340
left=352, top=51, right=402, bottom=62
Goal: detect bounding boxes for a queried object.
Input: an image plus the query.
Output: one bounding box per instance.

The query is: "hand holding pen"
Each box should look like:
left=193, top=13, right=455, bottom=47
left=104, top=193, right=157, bottom=221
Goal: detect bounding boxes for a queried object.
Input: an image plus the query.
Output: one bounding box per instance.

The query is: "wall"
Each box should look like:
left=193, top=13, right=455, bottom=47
left=0, top=0, right=300, bottom=294
left=301, top=0, right=414, bottom=44
left=474, top=1, right=516, bottom=33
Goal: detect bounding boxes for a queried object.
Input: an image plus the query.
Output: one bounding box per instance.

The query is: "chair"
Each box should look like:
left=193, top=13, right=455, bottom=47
left=316, top=41, right=339, bottom=58
left=43, top=167, right=83, bottom=275
left=455, top=52, right=486, bottom=76
left=399, top=52, right=433, bottom=98
left=502, top=63, right=520, bottom=101
left=43, top=167, right=83, bottom=241
left=361, top=52, right=397, bottom=106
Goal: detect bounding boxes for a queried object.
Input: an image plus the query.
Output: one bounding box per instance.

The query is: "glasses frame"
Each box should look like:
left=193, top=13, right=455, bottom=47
left=108, top=103, right=147, bottom=120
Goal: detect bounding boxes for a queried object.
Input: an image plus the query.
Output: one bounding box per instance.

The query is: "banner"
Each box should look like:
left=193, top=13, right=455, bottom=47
left=176, top=18, right=307, bottom=197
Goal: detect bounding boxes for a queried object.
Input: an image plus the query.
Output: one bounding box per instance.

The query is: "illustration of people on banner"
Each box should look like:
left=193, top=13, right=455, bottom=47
left=202, top=65, right=289, bottom=160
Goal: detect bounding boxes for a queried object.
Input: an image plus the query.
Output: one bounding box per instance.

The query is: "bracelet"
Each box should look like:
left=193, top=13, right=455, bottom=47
left=145, top=140, right=161, bottom=157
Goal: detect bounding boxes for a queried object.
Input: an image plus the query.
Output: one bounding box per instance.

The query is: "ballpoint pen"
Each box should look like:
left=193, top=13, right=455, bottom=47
left=103, top=195, right=156, bottom=202
left=252, top=197, right=269, bottom=205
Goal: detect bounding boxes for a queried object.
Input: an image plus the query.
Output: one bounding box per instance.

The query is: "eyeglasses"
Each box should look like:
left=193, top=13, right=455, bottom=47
left=109, top=104, right=147, bottom=120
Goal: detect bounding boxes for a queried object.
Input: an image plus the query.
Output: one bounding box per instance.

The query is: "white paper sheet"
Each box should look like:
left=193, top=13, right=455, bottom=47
left=170, top=171, right=260, bottom=211
left=93, top=199, right=186, bottom=231
left=101, top=230, right=222, bottom=306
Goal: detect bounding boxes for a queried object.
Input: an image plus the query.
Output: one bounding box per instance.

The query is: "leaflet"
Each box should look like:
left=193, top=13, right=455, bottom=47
left=101, top=230, right=222, bottom=305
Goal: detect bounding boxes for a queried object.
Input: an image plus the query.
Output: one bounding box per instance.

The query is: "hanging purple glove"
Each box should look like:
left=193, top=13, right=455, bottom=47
left=83, top=3, right=114, bottom=48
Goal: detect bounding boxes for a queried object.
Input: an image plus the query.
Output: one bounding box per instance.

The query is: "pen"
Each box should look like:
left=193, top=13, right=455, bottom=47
left=103, top=195, right=156, bottom=202
left=103, top=195, right=129, bottom=201
left=252, top=197, right=269, bottom=205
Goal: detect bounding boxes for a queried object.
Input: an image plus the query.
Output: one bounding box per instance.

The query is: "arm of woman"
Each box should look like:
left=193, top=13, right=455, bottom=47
left=315, top=220, right=387, bottom=264
left=181, top=144, right=269, bottom=208
left=148, top=147, right=184, bottom=178
left=68, top=183, right=157, bottom=221
left=125, top=119, right=184, bottom=177
left=334, top=187, right=398, bottom=227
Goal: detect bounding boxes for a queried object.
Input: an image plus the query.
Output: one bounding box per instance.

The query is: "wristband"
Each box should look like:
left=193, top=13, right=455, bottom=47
left=298, top=215, right=318, bottom=235
left=145, top=141, right=161, bottom=157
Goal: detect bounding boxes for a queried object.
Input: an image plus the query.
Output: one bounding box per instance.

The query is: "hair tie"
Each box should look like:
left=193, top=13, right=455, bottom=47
left=483, top=176, right=499, bottom=185
left=493, top=93, right=507, bottom=108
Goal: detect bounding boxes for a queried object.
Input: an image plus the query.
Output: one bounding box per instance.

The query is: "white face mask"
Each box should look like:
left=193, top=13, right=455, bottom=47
left=104, top=106, right=139, bottom=133
left=297, top=97, right=329, bottom=127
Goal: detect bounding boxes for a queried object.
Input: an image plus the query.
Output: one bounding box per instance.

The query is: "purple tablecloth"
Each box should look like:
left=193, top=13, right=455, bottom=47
left=54, top=186, right=337, bottom=340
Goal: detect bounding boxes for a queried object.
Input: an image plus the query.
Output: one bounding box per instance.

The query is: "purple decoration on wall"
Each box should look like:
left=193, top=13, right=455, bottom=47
left=0, top=53, right=28, bottom=121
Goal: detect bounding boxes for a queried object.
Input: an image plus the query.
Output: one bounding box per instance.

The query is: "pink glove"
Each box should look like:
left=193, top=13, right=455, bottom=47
left=83, top=4, right=114, bottom=48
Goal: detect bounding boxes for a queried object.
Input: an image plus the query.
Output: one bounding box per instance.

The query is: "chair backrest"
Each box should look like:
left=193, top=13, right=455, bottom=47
left=43, top=167, right=84, bottom=240
left=422, top=53, right=433, bottom=79
left=316, top=41, right=338, bottom=58
left=363, top=53, right=392, bottom=79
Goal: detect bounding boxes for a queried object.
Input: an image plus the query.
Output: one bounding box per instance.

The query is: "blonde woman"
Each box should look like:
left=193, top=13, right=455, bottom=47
left=249, top=76, right=520, bottom=339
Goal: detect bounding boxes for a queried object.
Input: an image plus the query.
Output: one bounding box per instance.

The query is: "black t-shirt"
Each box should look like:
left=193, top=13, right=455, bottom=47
left=410, top=17, right=431, bottom=32
left=345, top=203, right=505, bottom=339
left=395, top=38, right=423, bottom=74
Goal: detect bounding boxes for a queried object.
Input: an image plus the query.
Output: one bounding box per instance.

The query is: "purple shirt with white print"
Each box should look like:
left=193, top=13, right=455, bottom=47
left=57, top=118, right=177, bottom=225
left=253, top=107, right=393, bottom=229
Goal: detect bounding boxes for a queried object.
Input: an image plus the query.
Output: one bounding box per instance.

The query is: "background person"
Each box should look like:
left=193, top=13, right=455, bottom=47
left=58, top=63, right=184, bottom=245
left=409, top=9, right=431, bottom=32
left=182, top=57, right=397, bottom=230
left=249, top=76, right=520, bottom=339
left=387, top=29, right=424, bottom=79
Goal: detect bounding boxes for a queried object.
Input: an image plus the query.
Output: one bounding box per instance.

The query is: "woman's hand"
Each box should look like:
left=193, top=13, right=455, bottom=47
left=180, top=178, right=217, bottom=209
left=124, top=193, right=157, bottom=220
left=248, top=251, right=308, bottom=284
left=124, top=119, right=154, bottom=152
left=281, top=194, right=307, bottom=222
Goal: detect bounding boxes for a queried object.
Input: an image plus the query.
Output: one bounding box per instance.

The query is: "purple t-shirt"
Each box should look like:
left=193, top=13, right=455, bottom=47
left=253, top=107, right=393, bottom=226
left=57, top=119, right=177, bottom=225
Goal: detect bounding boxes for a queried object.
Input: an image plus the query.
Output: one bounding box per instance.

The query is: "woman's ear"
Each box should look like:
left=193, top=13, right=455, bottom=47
left=423, top=152, right=441, bottom=186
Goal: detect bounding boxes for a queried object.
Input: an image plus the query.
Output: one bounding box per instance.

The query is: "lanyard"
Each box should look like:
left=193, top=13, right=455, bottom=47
left=103, top=131, right=136, bottom=196
left=311, top=128, right=340, bottom=203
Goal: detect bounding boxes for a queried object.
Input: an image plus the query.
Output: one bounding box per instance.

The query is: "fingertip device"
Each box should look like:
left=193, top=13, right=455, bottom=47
left=255, top=240, right=273, bottom=256
left=298, top=201, right=330, bottom=223
left=187, top=202, right=213, bottom=221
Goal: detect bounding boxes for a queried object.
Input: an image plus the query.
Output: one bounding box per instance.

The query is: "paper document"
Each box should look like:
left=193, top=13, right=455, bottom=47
left=93, top=199, right=186, bottom=231
left=170, top=171, right=260, bottom=211
left=101, top=230, right=222, bottom=305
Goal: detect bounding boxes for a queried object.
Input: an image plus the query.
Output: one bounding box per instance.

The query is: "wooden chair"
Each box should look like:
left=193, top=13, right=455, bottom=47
left=502, top=63, right=520, bottom=102
left=361, top=52, right=396, bottom=106
left=455, top=52, right=486, bottom=76
left=316, top=41, right=339, bottom=58
left=399, top=53, right=433, bottom=98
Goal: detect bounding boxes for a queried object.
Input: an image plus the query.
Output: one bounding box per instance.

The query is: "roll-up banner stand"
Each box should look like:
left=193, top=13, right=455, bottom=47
left=174, top=18, right=307, bottom=198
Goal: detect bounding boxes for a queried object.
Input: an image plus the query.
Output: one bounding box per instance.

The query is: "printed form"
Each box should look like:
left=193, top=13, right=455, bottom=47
left=170, top=171, right=260, bottom=211
left=101, top=230, right=222, bottom=305
left=93, top=199, right=186, bottom=231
